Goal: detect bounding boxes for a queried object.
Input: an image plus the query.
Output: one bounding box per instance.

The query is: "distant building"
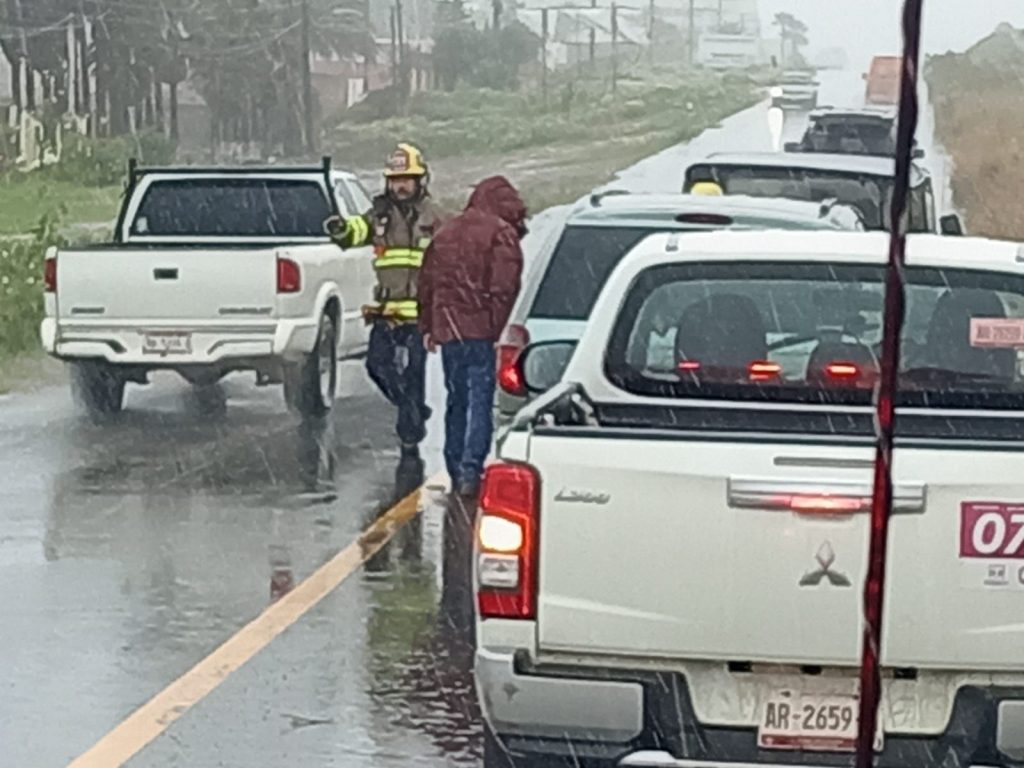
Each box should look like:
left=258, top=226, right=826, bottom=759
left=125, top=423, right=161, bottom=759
left=310, top=41, right=434, bottom=116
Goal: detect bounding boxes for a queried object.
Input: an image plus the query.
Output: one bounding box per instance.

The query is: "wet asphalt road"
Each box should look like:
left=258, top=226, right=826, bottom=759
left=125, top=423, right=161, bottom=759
left=1, top=70, right=948, bottom=768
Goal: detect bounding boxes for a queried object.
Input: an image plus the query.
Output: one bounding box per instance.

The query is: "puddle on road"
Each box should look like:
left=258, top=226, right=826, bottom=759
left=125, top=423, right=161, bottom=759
left=360, top=492, right=483, bottom=765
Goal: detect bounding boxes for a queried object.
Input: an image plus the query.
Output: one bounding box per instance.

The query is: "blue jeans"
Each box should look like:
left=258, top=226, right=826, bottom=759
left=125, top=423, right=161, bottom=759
left=366, top=322, right=428, bottom=446
left=441, top=340, right=496, bottom=486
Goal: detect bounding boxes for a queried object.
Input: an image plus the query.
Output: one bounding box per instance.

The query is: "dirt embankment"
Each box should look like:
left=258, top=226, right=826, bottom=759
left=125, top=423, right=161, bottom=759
left=927, top=40, right=1024, bottom=239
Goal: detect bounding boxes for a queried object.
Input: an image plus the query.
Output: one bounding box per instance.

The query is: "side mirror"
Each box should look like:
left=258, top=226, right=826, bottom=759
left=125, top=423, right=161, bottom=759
left=323, top=215, right=344, bottom=237
left=783, top=141, right=802, bottom=152
left=912, top=147, right=925, bottom=160
left=940, top=213, right=964, bottom=236
left=519, top=340, right=578, bottom=394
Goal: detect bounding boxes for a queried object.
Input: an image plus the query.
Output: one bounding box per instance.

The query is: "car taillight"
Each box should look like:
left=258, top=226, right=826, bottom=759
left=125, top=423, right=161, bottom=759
left=277, top=257, right=301, bottom=293
left=748, top=360, right=782, bottom=382
left=477, top=463, right=539, bottom=620
left=825, top=362, right=860, bottom=379
left=44, top=256, right=57, bottom=293
left=677, top=360, right=701, bottom=372
left=497, top=324, right=530, bottom=396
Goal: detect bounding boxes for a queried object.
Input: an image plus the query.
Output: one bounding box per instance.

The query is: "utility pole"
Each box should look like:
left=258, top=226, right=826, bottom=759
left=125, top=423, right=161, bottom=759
left=541, top=8, right=549, bottom=105
left=395, top=0, right=407, bottom=103
left=300, top=0, right=316, bottom=154
left=648, top=0, right=655, bottom=65
left=389, top=7, right=398, bottom=89
left=687, top=0, right=695, bottom=67
left=610, top=3, right=618, bottom=94
left=492, top=0, right=503, bottom=30
left=589, top=0, right=596, bottom=63
left=717, top=0, right=723, bottom=28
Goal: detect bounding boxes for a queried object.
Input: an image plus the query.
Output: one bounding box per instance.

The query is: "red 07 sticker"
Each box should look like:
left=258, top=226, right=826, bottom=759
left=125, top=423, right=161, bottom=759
left=961, top=503, right=1024, bottom=558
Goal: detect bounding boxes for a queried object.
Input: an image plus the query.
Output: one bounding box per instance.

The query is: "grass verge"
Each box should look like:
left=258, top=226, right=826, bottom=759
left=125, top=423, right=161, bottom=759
left=336, top=68, right=759, bottom=211
left=0, top=176, right=121, bottom=236
left=927, top=53, right=1024, bottom=238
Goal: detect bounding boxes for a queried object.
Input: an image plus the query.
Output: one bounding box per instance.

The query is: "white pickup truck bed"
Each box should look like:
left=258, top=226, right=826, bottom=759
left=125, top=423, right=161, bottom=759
left=474, top=231, right=1024, bottom=768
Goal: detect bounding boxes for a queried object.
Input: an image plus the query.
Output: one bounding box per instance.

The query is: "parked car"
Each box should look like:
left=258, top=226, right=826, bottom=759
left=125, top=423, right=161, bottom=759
left=40, top=159, right=375, bottom=420
left=786, top=107, right=905, bottom=157
left=770, top=69, right=819, bottom=111
left=683, top=151, right=964, bottom=235
left=496, top=191, right=866, bottom=419
left=477, top=229, right=1024, bottom=767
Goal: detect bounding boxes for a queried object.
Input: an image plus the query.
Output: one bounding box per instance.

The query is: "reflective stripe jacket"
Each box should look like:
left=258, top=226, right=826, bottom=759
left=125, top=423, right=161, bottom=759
left=333, top=194, right=443, bottom=323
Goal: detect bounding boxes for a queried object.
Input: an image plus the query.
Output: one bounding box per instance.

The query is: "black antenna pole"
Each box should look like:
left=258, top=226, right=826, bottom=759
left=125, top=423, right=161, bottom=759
left=855, top=1, right=924, bottom=766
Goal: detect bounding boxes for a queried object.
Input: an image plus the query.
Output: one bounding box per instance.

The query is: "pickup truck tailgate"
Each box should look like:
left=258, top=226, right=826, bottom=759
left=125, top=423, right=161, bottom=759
left=56, top=247, right=278, bottom=320
left=532, top=434, right=1024, bottom=670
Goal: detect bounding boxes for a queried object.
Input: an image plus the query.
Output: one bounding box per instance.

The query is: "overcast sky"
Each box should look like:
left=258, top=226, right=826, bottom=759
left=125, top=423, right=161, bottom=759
left=759, top=1, right=1024, bottom=65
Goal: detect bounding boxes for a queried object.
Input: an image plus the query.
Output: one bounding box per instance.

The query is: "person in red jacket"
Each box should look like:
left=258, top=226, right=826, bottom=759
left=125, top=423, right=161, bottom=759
left=419, top=176, right=527, bottom=497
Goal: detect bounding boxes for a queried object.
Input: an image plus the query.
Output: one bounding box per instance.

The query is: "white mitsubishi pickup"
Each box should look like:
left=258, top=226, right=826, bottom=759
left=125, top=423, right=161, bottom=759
left=40, top=159, right=374, bottom=420
left=475, top=230, right=1024, bottom=768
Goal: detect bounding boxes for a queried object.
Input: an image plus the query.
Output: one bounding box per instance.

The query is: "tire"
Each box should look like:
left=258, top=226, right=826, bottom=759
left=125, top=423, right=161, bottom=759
left=70, top=361, right=125, bottom=421
left=284, top=312, right=337, bottom=419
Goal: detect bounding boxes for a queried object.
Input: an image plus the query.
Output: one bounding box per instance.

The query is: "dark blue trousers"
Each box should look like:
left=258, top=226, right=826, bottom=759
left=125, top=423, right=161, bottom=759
left=441, top=340, right=496, bottom=485
left=366, top=322, right=428, bottom=446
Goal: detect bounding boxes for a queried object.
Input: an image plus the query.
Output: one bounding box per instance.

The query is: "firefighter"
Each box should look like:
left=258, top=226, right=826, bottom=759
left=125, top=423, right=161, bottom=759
left=325, top=143, right=443, bottom=460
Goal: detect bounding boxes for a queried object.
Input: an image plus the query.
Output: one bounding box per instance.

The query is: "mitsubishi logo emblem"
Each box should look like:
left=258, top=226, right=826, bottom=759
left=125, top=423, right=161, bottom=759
left=799, top=542, right=852, bottom=587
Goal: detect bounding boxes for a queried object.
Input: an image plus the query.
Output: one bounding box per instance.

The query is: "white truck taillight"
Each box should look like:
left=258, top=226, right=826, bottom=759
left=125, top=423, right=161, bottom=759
left=44, top=250, right=57, bottom=293
left=476, top=462, right=539, bottom=620
left=497, top=324, right=530, bottom=396
left=276, top=257, right=301, bottom=293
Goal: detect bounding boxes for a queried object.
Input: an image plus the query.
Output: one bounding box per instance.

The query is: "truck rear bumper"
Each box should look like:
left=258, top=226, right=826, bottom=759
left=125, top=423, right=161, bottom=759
left=476, top=647, right=644, bottom=744
left=42, top=318, right=318, bottom=365
left=479, top=654, right=1024, bottom=768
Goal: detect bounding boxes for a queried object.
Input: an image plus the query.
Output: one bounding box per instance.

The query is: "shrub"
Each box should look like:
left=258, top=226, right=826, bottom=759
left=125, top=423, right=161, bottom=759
left=0, top=220, right=64, bottom=358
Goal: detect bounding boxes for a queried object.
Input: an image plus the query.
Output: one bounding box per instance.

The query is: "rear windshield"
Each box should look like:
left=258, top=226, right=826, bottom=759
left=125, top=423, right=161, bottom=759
left=606, top=262, right=1024, bottom=409
left=685, top=165, right=928, bottom=232
left=130, top=178, right=332, bottom=237
left=801, top=120, right=895, bottom=156
left=530, top=226, right=653, bottom=320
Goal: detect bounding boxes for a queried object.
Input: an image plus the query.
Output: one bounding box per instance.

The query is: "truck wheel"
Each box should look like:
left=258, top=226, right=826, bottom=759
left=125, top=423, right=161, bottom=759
left=284, top=312, right=337, bottom=419
left=70, top=362, right=125, bottom=421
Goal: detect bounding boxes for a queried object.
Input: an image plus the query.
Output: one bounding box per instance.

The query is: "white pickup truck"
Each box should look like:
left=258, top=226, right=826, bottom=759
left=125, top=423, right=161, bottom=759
left=40, top=160, right=375, bottom=420
left=475, top=230, right=1024, bottom=768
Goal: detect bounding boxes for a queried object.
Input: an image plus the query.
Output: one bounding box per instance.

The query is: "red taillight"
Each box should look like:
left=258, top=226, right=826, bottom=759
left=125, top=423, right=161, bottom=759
left=825, top=362, right=860, bottom=379
left=277, top=257, right=301, bottom=293
left=44, top=256, right=57, bottom=293
left=476, top=463, right=539, bottom=620
left=497, top=324, right=530, bottom=397
left=677, top=360, right=701, bottom=372
left=788, top=495, right=868, bottom=514
left=748, top=360, right=782, bottom=382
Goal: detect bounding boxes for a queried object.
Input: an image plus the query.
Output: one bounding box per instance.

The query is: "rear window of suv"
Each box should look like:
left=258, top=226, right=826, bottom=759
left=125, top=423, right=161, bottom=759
left=530, top=226, right=654, bottom=320
left=606, top=261, right=1024, bottom=409
left=131, top=178, right=332, bottom=238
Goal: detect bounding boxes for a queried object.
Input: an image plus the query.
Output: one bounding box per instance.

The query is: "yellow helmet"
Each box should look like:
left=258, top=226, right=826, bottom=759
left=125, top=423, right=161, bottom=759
left=691, top=181, right=724, bottom=196
left=384, top=143, right=428, bottom=178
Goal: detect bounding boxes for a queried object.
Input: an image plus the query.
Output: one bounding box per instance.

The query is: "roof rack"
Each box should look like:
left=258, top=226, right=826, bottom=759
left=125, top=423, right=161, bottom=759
left=589, top=188, right=631, bottom=207
left=114, top=155, right=339, bottom=243
left=127, top=155, right=333, bottom=180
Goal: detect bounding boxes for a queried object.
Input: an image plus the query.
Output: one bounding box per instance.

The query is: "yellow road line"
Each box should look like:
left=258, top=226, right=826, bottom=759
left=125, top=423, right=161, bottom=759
left=67, top=475, right=441, bottom=768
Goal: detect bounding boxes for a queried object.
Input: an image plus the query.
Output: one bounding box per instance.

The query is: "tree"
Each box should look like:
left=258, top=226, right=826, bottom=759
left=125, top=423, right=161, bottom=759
left=773, top=12, right=809, bottom=67
left=432, top=0, right=480, bottom=91
left=0, top=0, right=373, bottom=154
